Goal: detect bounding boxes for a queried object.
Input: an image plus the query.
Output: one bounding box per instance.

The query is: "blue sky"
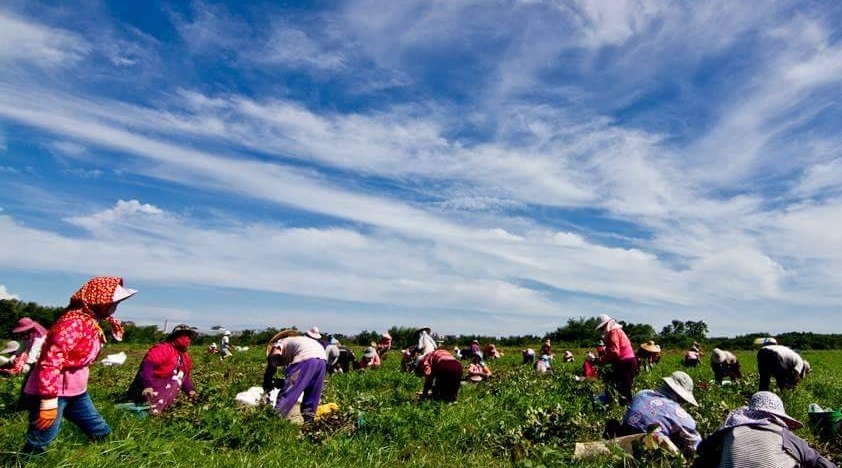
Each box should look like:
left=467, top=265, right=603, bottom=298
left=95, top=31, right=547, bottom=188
left=1, top=0, right=842, bottom=337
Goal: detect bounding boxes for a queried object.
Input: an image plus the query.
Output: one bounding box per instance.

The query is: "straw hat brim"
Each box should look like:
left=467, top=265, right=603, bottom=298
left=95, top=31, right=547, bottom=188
left=265, top=329, right=301, bottom=356
left=641, top=344, right=661, bottom=353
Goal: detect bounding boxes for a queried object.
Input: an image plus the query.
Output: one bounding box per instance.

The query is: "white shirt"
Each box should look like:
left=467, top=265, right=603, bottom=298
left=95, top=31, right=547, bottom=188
left=763, top=345, right=804, bottom=374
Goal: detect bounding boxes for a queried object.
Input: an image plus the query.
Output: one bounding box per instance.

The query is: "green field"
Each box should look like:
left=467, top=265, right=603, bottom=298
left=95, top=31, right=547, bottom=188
left=1, top=345, right=840, bottom=467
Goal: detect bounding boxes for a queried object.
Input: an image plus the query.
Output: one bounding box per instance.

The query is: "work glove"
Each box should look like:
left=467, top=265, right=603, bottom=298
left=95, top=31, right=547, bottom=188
left=34, top=398, right=58, bottom=430
left=141, top=387, right=157, bottom=401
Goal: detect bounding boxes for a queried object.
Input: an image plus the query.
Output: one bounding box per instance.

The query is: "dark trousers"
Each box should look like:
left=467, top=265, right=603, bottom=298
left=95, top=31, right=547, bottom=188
left=758, top=347, right=797, bottom=391
left=431, top=360, right=463, bottom=402
left=606, top=357, right=638, bottom=405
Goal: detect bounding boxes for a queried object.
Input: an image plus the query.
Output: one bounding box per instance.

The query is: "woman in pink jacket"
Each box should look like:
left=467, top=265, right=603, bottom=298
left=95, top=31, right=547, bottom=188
left=595, top=314, right=638, bottom=405
left=22, top=276, right=136, bottom=453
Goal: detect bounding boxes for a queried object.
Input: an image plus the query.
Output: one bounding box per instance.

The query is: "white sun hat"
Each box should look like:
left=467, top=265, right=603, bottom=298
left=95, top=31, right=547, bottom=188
left=112, top=284, right=138, bottom=303
left=662, top=371, right=698, bottom=407
left=306, top=326, right=322, bottom=340
left=595, top=314, right=613, bottom=331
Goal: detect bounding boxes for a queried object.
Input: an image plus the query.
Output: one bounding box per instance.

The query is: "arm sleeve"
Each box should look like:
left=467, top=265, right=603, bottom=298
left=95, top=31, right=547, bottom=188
left=139, top=359, right=156, bottom=388
left=263, top=354, right=279, bottom=392
left=35, top=329, right=72, bottom=397
left=181, top=371, right=194, bottom=394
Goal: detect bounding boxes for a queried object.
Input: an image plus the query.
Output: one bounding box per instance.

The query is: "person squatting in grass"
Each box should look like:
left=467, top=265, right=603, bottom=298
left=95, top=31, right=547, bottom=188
left=594, top=313, right=638, bottom=405
left=0, top=317, right=48, bottom=377
left=263, top=334, right=327, bottom=423
left=710, top=348, right=742, bottom=384
left=357, top=346, right=381, bottom=370
left=467, top=354, right=492, bottom=382
left=636, top=340, right=662, bottom=373
left=126, top=324, right=199, bottom=415
left=21, top=276, right=137, bottom=454
left=619, top=370, right=702, bottom=455
left=416, top=348, right=463, bottom=402
left=757, top=343, right=810, bottom=391
left=693, top=391, right=837, bottom=468
left=376, top=332, right=392, bottom=359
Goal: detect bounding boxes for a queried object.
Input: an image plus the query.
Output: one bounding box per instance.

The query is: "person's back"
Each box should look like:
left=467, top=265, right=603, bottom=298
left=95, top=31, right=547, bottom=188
left=719, top=424, right=797, bottom=468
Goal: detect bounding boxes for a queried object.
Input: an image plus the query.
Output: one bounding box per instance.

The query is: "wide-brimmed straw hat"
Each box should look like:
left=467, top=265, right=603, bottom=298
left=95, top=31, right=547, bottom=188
left=662, top=371, right=698, bottom=407
left=306, top=326, right=322, bottom=340
left=416, top=326, right=431, bottom=335
left=641, top=340, right=661, bottom=353
left=265, top=329, right=300, bottom=356
left=594, top=314, right=613, bottom=330
left=749, top=391, right=802, bottom=429
left=167, top=324, right=198, bottom=341
left=1, top=340, right=20, bottom=355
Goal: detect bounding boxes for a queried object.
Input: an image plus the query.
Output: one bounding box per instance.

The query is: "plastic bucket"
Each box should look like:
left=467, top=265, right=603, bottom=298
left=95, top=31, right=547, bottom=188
left=807, top=405, right=842, bottom=440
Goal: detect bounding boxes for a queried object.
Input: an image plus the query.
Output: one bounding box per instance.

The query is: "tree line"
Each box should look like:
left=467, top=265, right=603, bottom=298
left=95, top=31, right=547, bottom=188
left=4, top=299, right=842, bottom=350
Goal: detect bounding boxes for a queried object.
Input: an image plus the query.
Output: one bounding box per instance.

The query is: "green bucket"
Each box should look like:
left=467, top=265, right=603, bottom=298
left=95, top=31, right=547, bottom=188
left=807, top=404, right=842, bottom=441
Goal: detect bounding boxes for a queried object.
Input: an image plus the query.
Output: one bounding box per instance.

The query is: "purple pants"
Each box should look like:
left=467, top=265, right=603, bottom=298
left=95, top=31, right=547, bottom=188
left=275, top=358, right=326, bottom=421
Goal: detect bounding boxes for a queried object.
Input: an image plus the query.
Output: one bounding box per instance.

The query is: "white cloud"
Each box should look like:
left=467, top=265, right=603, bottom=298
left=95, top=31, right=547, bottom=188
left=0, top=284, right=19, bottom=300
left=0, top=9, right=89, bottom=66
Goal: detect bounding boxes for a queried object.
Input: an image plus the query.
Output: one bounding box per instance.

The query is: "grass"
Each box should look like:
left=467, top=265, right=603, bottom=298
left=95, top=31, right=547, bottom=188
left=0, top=345, right=840, bottom=467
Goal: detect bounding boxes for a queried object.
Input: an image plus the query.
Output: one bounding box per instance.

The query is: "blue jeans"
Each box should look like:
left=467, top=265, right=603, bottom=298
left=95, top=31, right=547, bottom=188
left=24, top=392, right=111, bottom=453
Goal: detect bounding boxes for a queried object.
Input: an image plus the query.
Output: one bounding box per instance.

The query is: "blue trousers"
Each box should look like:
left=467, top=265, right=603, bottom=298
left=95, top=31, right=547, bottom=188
left=24, top=392, right=111, bottom=453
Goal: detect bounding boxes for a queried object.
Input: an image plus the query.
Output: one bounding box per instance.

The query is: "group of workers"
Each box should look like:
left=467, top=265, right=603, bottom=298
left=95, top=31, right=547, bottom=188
left=0, top=277, right=835, bottom=466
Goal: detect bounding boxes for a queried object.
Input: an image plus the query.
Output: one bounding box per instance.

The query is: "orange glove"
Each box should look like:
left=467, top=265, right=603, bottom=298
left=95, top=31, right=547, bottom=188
left=34, top=399, right=58, bottom=430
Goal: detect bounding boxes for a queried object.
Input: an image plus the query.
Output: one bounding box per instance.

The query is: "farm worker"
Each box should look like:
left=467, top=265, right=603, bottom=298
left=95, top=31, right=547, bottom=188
left=207, top=342, right=218, bottom=354
left=469, top=339, right=482, bottom=359
left=21, top=276, right=136, bottom=454
left=126, top=324, right=198, bottom=415
left=594, top=314, right=638, bottom=405
left=483, top=343, right=502, bottom=360
left=417, top=348, right=463, bottom=402
left=522, top=348, right=535, bottom=365
left=220, top=330, right=233, bottom=359
left=684, top=345, right=701, bottom=367
left=710, top=348, right=742, bottom=384
left=621, top=371, right=701, bottom=454
left=636, top=340, right=661, bottom=373
left=376, top=332, right=392, bottom=358
left=582, top=352, right=598, bottom=379
left=757, top=344, right=810, bottom=391
left=357, top=347, right=381, bottom=370
left=305, top=326, right=327, bottom=348
left=540, top=339, right=553, bottom=358
left=467, top=355, right=492, bottom=382
left=694, top=391, right=837, bottom=467
left=535, top=354, right=551, bottom=374
left=0, top=317, right=48, bottom=376
left=563, top=350, right=574, bottom=363
left=263, top=335, right=327, bottom=422
left=596, top=340, right=606, bottom=358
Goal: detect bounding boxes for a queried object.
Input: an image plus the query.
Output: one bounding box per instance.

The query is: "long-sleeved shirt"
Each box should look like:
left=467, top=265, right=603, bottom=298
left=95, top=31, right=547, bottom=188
left=421, top=349, right=458, bottom=377
left=139, top=342, right=194, bottom=393
left=623, top=390, right=702, bottom=452
left=762, top=345, right=806, bottom=375
left=601, top=326, right=635, bottom=363
left=711, top=348, right=738, bottom=365
left=695, top=422, right=837, bottom=468
left=269, top=336, right=327, bottom=367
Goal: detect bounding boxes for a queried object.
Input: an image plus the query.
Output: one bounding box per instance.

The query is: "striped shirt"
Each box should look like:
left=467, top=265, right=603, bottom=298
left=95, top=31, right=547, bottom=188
left=719, top=425, right=797, bottom=468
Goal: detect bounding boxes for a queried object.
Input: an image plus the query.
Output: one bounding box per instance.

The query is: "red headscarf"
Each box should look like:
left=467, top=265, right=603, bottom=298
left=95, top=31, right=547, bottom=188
left=65, top=276, right=132, bottom=341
